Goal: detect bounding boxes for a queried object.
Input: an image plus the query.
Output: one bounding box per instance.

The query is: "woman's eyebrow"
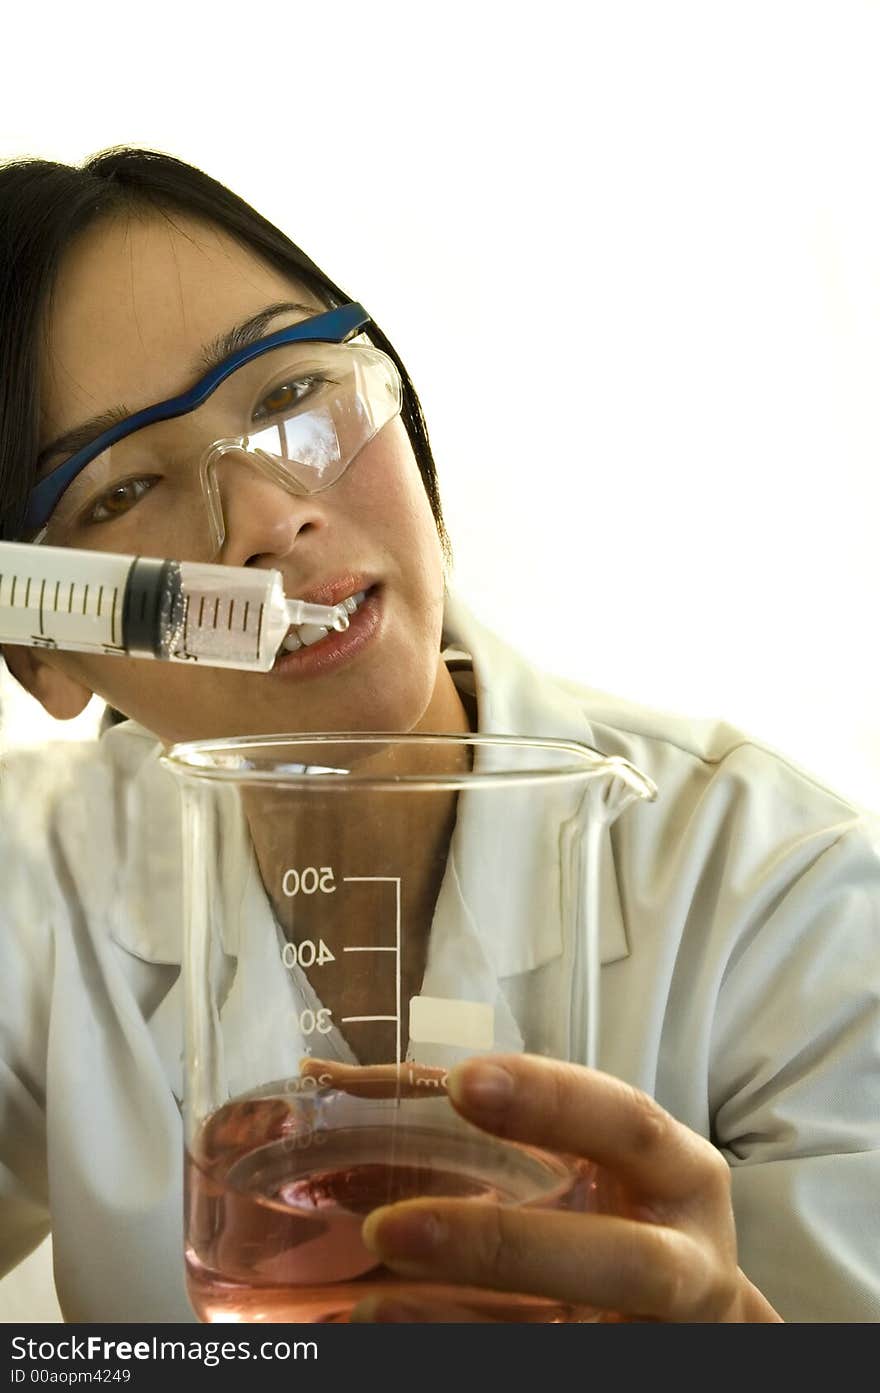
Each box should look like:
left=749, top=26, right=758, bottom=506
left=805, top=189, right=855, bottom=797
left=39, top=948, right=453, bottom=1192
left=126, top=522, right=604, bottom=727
left=37, top=301, right=317, bottom=471
left=192, top=301, right=317, bottom=375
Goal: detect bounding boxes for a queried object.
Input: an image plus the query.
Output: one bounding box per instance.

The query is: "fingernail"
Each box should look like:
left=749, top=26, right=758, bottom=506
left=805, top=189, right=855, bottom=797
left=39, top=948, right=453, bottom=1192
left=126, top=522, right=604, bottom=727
left=448, top=1060, right=514, bottom=1114
left=350, top=1297, right=425, bottom=1323
left=362, top=1205, right=448, bottom=1261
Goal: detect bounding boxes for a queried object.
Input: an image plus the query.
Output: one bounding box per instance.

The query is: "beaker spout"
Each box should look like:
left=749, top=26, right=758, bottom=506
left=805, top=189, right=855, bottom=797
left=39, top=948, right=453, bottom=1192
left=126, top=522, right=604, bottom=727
left=588, top=757, right=658, bottom=825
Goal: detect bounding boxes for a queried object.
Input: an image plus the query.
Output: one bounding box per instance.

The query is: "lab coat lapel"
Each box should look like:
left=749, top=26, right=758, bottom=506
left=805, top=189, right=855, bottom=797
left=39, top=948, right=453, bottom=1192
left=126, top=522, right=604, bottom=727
left=102, top=723, right=191, bottom=967
left=403, top=593, right=633, bottom=1068
left=219, top=848, right=361, bottom=1094
left=442, top=590, right=631, bottom=969
left=135, top=805, right=362, bottom=1101
left=409, top=844, right=526, bottom=1068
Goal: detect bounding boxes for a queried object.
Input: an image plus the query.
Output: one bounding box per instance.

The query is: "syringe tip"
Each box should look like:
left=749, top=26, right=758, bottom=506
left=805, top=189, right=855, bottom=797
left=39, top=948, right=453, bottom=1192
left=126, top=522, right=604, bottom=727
left=285, top=597, right=351, bottom=632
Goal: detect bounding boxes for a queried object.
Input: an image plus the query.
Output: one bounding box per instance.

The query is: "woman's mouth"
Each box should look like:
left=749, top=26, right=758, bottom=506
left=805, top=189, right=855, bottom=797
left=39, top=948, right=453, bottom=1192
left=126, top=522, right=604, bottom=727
left=271, top=584, right=382, bottom=680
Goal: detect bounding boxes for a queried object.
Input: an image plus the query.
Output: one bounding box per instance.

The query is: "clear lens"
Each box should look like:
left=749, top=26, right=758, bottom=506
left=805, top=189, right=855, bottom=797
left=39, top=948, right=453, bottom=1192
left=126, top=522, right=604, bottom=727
left=37, top=342, right=402, bottom=561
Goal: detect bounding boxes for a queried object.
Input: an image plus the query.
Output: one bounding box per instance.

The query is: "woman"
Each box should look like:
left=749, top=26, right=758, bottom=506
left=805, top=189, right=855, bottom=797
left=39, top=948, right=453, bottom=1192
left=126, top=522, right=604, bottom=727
left=0, top=147, right=877, bottom=1323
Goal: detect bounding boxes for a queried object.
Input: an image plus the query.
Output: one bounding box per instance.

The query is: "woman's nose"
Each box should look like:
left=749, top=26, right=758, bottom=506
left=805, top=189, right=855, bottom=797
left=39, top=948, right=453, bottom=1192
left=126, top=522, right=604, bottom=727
left=209, top=448, right=328, bottom=566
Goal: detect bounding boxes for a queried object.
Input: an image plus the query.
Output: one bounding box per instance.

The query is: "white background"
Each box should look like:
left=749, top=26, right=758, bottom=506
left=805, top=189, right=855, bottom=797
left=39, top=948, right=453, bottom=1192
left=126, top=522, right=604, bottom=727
left=1, top=0, right=878, bottom=1322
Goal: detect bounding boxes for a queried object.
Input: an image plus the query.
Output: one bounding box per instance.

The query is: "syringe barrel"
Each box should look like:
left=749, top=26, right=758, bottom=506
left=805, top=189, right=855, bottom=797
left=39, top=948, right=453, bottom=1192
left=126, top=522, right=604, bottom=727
left=0, top=541, right=134, bottom=655
left=0, top=543, right=287, bottom=671
left=167, top=560, right=287, bottom=671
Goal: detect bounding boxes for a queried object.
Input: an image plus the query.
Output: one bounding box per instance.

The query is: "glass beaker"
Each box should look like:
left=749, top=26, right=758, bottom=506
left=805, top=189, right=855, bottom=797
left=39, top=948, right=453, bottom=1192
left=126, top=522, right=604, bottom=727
left=161, top=734, right=657, bottom=1323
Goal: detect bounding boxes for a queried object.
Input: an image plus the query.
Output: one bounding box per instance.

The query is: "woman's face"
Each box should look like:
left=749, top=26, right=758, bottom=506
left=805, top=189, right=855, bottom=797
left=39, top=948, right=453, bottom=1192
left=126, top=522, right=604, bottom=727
left=16, top=212, right=465, bottom=744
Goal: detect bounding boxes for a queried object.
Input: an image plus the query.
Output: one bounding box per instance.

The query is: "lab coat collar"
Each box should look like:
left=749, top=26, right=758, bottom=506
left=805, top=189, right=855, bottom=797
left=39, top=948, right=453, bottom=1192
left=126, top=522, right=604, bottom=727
left=106, top=589, right=630, bottom=971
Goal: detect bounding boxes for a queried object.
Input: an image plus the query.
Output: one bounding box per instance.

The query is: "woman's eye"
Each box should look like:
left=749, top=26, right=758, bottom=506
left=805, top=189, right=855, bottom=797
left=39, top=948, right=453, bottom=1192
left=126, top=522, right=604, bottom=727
left=253, top=376, right=324, bottom=421
left=86, top=477, right=158, bottom=524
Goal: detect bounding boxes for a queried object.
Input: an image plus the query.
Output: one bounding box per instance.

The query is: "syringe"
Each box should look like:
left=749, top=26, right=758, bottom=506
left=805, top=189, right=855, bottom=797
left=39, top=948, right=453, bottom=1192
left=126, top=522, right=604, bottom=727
left=0, top=541, right=350, bottom=672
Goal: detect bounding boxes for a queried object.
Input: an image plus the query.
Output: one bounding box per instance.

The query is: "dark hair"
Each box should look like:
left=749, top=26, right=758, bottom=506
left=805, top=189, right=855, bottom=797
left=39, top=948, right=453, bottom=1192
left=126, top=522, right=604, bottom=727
left=0, top=145, right=450, bottom=555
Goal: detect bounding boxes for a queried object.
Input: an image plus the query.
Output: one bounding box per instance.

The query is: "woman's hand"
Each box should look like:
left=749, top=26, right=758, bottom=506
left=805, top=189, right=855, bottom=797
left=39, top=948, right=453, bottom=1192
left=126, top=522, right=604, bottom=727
left=341, top=1054, right=783, bottom=1323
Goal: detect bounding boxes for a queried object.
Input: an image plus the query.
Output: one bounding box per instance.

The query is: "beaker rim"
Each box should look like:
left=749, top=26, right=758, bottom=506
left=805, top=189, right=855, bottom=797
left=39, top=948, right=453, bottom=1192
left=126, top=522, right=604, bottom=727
left=160, top=731, right=658, bottom=799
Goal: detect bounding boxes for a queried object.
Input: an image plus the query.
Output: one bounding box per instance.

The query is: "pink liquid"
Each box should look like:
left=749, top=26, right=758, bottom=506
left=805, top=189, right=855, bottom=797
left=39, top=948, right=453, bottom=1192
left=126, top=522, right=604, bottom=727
left=185, top=1087, right=603, bottom=1323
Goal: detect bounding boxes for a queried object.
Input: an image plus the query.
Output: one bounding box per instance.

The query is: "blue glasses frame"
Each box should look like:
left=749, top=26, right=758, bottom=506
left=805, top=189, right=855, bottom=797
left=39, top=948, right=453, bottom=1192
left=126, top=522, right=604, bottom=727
left=23, top=301, right=372, bottom=537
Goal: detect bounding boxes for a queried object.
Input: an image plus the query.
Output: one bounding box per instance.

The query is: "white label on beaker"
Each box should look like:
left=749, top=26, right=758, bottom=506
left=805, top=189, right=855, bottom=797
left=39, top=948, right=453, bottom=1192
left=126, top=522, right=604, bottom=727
left=409, top=996, right=495, bottom=1050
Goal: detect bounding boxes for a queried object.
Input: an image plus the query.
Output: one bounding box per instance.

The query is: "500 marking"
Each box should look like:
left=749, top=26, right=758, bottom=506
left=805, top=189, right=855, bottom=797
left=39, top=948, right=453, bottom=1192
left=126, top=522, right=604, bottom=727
left=281, top=866, right=336, bottom=897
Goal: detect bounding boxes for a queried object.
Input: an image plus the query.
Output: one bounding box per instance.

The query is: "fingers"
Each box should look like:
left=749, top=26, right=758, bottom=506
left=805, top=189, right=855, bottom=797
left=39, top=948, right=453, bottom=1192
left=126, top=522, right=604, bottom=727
left=362, top=1199, right=718, bottom=1321
left=447, top=1056, right=728, bottom=1204
left=304, top=1054, right=745, bottom=1320
left=304, top=1054, right=728, bottom=1206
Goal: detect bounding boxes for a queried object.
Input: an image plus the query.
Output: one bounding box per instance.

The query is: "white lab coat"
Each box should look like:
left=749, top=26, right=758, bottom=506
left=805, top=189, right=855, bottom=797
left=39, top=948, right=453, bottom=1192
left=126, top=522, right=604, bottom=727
left=0, top=592, right=878, bottom=1323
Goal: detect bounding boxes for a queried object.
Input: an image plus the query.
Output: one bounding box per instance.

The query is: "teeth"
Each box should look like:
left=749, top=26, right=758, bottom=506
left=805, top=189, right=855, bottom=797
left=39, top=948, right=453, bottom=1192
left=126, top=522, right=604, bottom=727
left=282, top=632, right=304, bottom=652
left=344, top=590, right=367, bottom=614
left=297, top=624, right=330, bottom=647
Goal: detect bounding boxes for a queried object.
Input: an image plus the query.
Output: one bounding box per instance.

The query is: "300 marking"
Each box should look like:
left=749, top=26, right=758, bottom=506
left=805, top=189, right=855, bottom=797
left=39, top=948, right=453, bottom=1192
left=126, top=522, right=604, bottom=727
left=298, top=1008, right=333, bottom=1036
